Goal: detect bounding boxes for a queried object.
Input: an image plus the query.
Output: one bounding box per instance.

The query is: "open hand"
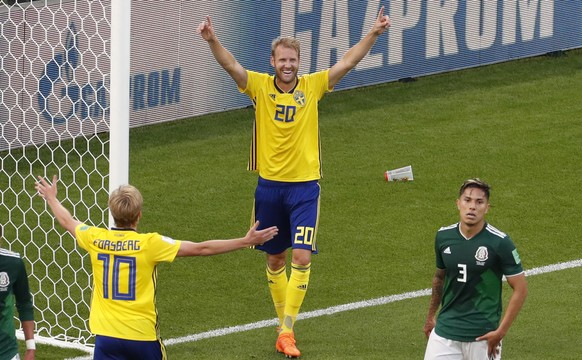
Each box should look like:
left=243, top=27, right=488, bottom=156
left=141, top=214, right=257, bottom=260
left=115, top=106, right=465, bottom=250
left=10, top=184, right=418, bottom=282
left=35, top=175, right=58, bottom=202
left=246, top=221, right=278, bottom=246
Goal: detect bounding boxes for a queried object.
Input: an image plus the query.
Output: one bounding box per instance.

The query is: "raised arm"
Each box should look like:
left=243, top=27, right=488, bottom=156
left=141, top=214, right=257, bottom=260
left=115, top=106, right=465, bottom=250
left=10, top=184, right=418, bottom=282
left=35, top=175, right=81, bottom=237
left=423, top=268, right=445, bottom=338
left=197, top=15, right=248, bottom=89
left=176, top=221, right=278, bottom=257
left=328, top=6, right=391, bottom=89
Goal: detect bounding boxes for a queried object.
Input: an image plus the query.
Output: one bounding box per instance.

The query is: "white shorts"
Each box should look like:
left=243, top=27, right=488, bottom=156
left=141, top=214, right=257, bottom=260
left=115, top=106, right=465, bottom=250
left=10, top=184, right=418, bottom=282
left=424, top=329, right=502, bottom=360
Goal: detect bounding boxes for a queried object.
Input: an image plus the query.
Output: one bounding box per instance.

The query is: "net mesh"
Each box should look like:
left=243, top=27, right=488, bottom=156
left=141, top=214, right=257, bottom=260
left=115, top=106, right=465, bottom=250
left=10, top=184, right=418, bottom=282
left=1, top=0, right=111, bottom=346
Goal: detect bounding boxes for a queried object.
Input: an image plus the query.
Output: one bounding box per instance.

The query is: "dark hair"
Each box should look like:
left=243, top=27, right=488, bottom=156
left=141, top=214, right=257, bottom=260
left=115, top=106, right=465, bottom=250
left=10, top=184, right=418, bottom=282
left=459, top=178, right=491, bottom=200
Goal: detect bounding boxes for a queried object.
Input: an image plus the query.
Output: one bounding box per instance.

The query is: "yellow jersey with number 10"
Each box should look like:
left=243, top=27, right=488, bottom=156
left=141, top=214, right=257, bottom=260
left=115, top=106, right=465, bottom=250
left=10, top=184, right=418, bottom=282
left=240, top=70, right=331, bottom=182
left=75, top=224, right=181, bottom=341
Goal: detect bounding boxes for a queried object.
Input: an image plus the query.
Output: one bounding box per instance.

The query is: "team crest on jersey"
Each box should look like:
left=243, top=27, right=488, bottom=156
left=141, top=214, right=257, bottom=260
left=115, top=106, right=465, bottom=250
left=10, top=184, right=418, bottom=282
left=475, top=246, right=488, bottom=265
left=293, top=91, right=306, bottom=106
left=0, top=272, right=9, bottom=291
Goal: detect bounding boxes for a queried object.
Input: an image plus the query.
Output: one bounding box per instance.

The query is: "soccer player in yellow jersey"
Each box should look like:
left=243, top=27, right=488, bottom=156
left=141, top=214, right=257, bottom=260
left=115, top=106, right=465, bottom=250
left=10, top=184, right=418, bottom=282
left=35, top=175, right=278, bottom=360
left=198, top=7, right=391, bottom=358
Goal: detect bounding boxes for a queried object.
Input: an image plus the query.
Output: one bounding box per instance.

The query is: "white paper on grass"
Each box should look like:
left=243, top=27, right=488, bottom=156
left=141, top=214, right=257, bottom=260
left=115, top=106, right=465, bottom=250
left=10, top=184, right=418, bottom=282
left=385, top=165, right=414, bottom=182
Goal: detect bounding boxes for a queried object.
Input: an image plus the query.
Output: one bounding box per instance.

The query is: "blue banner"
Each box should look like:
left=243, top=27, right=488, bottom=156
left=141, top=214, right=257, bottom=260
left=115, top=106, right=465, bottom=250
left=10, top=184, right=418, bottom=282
left=2, top=0, right=581, bottom=151
left=223, top=0, right=581, bottom=91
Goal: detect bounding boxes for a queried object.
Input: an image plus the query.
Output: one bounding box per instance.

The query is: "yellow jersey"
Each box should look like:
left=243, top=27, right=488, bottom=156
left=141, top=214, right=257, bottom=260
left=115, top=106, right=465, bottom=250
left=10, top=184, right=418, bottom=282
left=240, top=70, right=331, bottom=182
left=75, top=224, right=181, bottom=341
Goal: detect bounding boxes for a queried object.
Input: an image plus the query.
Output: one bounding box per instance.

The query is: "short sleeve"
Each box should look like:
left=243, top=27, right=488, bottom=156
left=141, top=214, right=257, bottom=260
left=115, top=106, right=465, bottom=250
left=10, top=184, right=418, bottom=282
left=75, top=223, right=93, bottom=251
left=148, top=233, right=181, bottom=263
left=301, top=69, right=330, bottom=100
left=498, top=235, right=524, bottom=276
left=435, top=233, right=445, bottom=269
left=239, top=70, right=266, bottom=97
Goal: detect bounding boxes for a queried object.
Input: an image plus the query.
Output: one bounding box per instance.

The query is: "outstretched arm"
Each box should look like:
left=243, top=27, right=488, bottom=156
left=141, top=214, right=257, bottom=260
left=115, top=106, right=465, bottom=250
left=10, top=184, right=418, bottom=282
left=197, top=15, right=248, bottom=89
left=328, top=6, right=391, bottom=89
left=476, top=273, right=528, bottom=357
left=423, top=268, right=445, bottom=338
left=35, top=175, right=81, bottom=237
left=176, top=221, right=278, bottom=257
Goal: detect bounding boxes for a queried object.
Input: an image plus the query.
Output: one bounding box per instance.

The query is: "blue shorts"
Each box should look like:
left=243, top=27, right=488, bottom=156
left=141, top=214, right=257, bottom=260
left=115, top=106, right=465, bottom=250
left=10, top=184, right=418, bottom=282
left=93, top=335, right=166, bottom=360
left=253, top=177, right=320, bottom=255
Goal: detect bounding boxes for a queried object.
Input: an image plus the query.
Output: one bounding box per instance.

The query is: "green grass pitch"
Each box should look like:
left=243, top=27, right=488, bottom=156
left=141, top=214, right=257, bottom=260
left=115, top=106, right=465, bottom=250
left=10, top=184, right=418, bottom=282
left=17, top=48, right=582, bottom=359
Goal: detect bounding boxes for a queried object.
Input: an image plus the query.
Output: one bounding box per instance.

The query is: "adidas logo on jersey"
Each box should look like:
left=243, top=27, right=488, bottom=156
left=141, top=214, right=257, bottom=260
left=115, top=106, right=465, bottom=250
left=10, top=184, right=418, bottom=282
left=443, top=247, right=451, bottom=254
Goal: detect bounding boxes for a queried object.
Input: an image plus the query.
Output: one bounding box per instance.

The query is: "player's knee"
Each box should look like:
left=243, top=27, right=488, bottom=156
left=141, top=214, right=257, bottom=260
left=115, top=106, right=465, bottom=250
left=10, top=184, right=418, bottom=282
left=291, top=249, right=311, bottom=266
left=267, top=252, right=287, bottom=271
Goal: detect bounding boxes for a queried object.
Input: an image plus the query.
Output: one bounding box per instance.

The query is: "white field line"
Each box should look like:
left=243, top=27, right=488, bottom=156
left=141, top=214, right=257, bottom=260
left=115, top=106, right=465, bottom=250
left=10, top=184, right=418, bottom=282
left=64, top=258, right=582, bottom=359
left=164, top=258, right=582, bottom=346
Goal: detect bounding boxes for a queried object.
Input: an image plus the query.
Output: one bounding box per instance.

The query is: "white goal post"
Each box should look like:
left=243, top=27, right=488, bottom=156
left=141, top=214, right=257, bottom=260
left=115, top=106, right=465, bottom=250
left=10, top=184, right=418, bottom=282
left=0, top=0, right=129, bottom=351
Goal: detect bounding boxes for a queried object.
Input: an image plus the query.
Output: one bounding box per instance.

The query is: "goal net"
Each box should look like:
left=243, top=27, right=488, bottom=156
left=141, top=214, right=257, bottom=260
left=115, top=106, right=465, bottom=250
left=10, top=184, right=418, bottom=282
left=0, top=0, right=117, bottom=350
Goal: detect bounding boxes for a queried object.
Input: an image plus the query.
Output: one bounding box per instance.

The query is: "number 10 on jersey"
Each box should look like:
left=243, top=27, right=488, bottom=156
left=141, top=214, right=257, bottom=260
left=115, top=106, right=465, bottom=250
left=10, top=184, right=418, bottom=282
left=97, top=254, right=137, bottom=300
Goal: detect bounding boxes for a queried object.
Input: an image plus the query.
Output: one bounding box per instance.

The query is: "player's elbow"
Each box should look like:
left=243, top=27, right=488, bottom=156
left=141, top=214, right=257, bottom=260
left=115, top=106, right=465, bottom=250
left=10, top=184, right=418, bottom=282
left=511, top=276, right=528, bottom=302
left=177, top=242, right=199, bottom=257
left=177, top=242, right=214, bottom=257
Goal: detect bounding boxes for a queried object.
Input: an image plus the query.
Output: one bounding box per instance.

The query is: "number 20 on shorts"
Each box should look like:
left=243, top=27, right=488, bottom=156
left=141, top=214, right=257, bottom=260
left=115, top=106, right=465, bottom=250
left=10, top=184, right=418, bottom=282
left=294, top=226, right=314, bottom=245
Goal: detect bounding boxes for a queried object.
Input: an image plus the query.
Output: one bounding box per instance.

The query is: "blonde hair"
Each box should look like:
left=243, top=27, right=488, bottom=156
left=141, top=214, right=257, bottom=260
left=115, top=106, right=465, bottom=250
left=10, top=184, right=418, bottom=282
left=271, top=36, right=301, bottom=58
left=108, top=185, right=143, bottom=228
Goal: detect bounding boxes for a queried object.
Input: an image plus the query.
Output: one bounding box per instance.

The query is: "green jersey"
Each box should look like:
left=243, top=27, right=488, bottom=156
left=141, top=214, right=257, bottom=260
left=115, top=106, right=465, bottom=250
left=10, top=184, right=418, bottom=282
left=0, top=248, right=34, bottom=360
left=434, top=223, right=523, bottom=342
